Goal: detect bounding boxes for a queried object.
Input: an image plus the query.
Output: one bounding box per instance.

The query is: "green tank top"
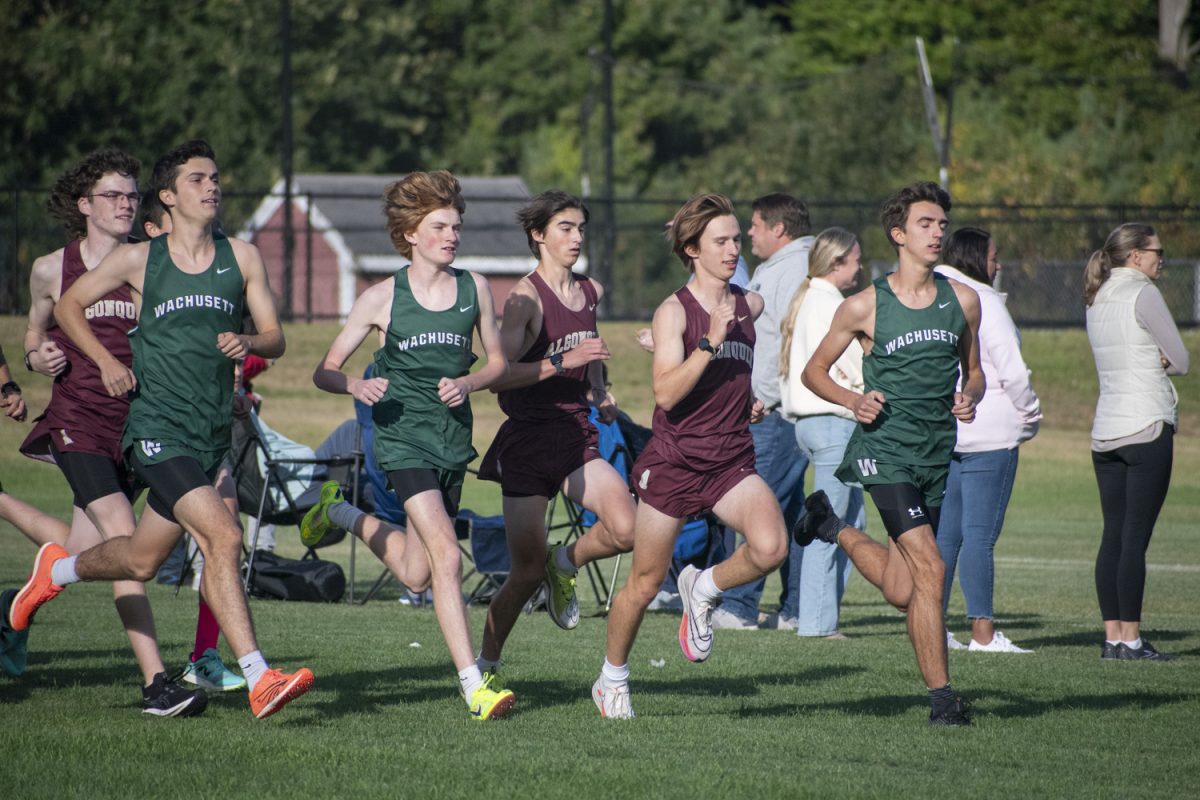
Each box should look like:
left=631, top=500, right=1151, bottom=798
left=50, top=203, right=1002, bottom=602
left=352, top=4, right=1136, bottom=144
left=847, top=274, right=966, bottom=466
left=372, top=267, right=479, bottom=471
left=124, top=235, right=244, bottom=454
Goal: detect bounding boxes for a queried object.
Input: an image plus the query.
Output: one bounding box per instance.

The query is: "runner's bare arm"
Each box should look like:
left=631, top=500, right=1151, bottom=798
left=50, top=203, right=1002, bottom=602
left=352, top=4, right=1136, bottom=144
left=803, top=289, right=884, bottom=424
left=951, top=281, right=985, bottom=423
left=219, top=241, right=284, bottom=360
left=650, top=293, right=734, bottom=412
left=23, top=250, right=67, bottom=376
left=438, top=273, right=509, bottom=407
left=312, top=278, right=394, bottom=405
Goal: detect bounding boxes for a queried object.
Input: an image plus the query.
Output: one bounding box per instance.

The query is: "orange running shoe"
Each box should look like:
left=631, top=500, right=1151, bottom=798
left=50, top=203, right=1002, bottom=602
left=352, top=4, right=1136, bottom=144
left=249, top=667, right=315, bottom=719
left=9, top=543, right=69, bottom=631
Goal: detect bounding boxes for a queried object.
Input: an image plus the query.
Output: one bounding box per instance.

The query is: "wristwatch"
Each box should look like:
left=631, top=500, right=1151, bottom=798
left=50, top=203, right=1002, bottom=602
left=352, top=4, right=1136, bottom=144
left=0, top=380, right=20, bottom=397
left=697, top=337, right=718, bottom=359
left=549, top=352, right=567, bottom=375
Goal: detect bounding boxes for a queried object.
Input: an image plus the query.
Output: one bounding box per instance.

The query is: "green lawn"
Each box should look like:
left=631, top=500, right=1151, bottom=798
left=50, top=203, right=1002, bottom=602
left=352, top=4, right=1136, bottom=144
left=1, top=316, right=1198, bottom=799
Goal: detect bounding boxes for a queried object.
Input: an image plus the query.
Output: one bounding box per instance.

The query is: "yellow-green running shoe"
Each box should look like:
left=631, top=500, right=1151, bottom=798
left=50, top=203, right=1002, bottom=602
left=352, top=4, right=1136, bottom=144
left=300, top=480, right=344, bottom=548
left=544, top=544, right=580, bottom=630
left=469, top=673, right=515, bottom=720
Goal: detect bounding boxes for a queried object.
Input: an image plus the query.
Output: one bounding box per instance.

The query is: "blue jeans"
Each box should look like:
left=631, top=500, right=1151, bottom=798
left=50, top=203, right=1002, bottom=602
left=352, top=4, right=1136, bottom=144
left=719, top=411, right=807, bottom=623
left=936, top=448, right=1019, bottom=621
left=793, top=415, right=859, bottom=636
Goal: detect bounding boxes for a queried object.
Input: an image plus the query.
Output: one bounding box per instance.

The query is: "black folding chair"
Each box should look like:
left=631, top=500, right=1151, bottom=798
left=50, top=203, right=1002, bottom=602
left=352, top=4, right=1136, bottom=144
left=229, top=411, right=362, bottom=594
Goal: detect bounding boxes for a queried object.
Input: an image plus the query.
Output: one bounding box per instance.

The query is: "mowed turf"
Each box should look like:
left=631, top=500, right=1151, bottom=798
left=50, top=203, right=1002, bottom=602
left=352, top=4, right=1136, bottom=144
left=0, top=315, right=1198, bottom=799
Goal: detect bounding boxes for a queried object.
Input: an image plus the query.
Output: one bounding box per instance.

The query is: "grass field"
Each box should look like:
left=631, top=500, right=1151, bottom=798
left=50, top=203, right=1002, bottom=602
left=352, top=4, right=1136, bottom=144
left=1, top=315, right=1198, bottom=799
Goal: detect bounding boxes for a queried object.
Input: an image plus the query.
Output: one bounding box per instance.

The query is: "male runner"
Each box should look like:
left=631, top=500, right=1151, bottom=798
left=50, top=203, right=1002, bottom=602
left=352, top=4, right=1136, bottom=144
left=475, top=190, right=636, bottom=681
left=304, top=169, right=514, bottom=720
left=798, top=181, right=983, bottom=726
left=592, top=194, right=787, bottom=718
left=16, top=147, right=208, bottom=715
left=9, top=139, right=312, bottom=719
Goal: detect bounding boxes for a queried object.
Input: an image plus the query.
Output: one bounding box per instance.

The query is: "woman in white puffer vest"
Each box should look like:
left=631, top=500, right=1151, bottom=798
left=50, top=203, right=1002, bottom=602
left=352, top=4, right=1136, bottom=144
left=934, top=228, right=1041, bottom=655
left=1085, top=222, right=1188, bottom=663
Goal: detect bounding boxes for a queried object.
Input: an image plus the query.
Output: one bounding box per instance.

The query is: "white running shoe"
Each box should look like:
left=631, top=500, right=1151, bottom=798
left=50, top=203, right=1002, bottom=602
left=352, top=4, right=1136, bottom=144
left=968, top=631, right=1033, bottom=653
left=677, top=565, right=714, bottom=662
left=946, top=631, right=969, bottom=651
left=592, top=676, right=634, bottom=719
left=710, top=607, right=757, bottom=630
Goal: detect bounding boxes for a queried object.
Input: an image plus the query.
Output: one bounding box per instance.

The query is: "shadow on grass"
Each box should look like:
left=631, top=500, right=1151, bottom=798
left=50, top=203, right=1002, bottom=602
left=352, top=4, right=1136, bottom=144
left=1023, top=628, right=1187, bottom=649
left=300, top=662, right=476, bottom=719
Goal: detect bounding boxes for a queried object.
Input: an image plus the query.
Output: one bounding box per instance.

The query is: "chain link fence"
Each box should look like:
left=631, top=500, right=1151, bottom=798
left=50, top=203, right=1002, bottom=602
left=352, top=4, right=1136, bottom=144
left=3, top=187, right=1197, bottom=326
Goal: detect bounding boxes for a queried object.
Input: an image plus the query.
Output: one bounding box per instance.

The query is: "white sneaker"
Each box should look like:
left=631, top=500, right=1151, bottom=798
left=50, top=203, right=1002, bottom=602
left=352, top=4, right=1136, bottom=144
left=647, top=590, right=682, bottom=612
left=946, top=631, right=969, bottom=651
left=592, top=676, right=635, bottom=719
left=968, top=631, right=1033, bottom=653
left=676, top=565, right=714, bottom=662
left=710, top=607, right=758, bottom=630
left=757, top=612, right=798, bottom=631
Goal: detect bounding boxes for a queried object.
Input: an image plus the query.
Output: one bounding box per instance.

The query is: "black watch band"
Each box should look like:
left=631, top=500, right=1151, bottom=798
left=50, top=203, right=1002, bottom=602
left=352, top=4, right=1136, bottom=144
left=697, top=337, right=717, bottom=359
left=549, top=352, right=567, bottom=375
left=1, top=380, right=21, bottom=397
left=23, top=349, right=35, bottom=371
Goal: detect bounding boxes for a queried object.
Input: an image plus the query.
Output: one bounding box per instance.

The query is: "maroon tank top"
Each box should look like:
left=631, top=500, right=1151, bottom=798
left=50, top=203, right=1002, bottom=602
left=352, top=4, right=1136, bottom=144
left=21, top=239, right=136, bottom=459
left=649, top=285, right=756, bottom=470
left=497, top=272, right=599, bottom=423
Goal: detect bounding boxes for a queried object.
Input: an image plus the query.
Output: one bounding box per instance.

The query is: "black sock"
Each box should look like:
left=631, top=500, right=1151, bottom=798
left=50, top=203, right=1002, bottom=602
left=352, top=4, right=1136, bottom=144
left=929, top=684, right=956, bottom=709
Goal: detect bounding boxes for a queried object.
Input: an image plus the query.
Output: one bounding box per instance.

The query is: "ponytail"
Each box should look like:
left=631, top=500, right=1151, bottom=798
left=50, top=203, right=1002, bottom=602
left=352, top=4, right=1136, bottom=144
left=779, top=277, right=811, bottom=380
left=1082, top=249, right=1110, bottom=307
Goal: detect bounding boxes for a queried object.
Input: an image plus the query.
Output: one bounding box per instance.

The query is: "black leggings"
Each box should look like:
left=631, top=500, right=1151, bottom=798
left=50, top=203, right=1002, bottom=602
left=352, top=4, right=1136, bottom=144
left=1092, top=425, right=1174, bottom=622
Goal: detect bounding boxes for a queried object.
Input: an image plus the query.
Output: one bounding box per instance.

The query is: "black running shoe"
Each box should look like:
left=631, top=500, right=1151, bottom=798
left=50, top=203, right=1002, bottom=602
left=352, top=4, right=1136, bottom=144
left=142, top=671, right=208, bottom=717
left=1100, top=641, right=1121, bottom=660
left=929, top=695, right=972, bottom=726
left=793, top=490, right=845, bottom=547
left=1116, top=640, right=1176, bottom=662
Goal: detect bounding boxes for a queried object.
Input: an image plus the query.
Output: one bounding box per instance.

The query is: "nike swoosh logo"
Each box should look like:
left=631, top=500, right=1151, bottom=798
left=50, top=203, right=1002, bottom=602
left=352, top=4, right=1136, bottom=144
left=588, top=304, right=596, bottom=311
left=216, top=266, right=232, bottom=275
left=737, top=315, right=747, bottom=322
left=938, top=302, right=951, bottom=309
left=459, top=305, right=474, bottom=313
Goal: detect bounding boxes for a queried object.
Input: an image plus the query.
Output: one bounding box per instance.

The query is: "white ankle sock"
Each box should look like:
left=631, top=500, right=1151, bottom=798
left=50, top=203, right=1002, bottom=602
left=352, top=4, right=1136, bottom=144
left=237, top=650, right=269, bottom=691
left=476, top=655, right=500, bottom=673
left=554, top=545, right=577, bottom=575
left=1122, top=638, right=1143, bottom=650
left=51, top=555, right=80, bottom=586
left=601, top=659, right=630, bottom=684
left=459, top=665, right=484, bottom=701
left=695, top=568, right=722, bottom=601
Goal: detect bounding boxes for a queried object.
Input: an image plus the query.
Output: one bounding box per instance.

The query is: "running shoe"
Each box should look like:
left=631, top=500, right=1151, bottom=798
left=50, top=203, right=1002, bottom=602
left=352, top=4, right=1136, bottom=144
left=468, top=673, right=515, bottom=721
left=1100, top=641, right=1121, bottom=660
left=544, top=544, right=580, bottom=630
left=9, top=543, right=69, bottom=631
left=677, top=565, right=714, bottom=662
left=1116, top=640, right=1176, bottom=662
left=929, top=694, right=972, bottom=726
left=300, top=481, right=344, bottom=548
left=592, top=676, right=634, bottom=719
left=946, top=631, right=969, bottom=652
left=0, top=589, right=29, bottom=677
left=182, top=648, right=248, bottom=692
left=142, top=671, right=208, bottom=717
left=249, top=667, right=315, bottom=719
left=793, top=490, right=845, bottom=547
left=968, top=631, right=1033, bottom=654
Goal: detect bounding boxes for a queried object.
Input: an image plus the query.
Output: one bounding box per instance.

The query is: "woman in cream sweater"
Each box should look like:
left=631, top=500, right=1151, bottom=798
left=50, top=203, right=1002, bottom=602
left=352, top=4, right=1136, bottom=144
left=779, top=228, right=863, bottom=638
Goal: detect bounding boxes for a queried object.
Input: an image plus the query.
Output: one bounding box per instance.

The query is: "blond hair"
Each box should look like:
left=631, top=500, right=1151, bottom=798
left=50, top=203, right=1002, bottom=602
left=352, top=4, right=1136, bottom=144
left=1083, top=222, right=1156, bottom=306
left=383, top=170, right=466, bottom=258
left=779, top=227, right=859, bottom=380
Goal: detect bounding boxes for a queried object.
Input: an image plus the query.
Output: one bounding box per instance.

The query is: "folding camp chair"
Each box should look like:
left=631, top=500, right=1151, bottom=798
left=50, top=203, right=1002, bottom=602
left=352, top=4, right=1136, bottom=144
left=229, top=410, right=363, bottom=594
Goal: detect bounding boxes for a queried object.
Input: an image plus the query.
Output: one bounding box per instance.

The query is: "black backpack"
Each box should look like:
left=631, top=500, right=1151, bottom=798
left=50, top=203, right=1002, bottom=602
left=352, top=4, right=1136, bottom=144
left=245, top=550, right=345, bottom=603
